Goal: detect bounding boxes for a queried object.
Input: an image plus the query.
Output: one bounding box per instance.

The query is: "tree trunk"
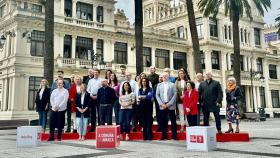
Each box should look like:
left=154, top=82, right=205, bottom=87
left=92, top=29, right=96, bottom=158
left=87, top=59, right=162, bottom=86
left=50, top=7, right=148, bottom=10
left=44, top=0, right=54, bottom=85
left=135, top=0, right=143, bottom=76
left=186, top=0, right=202, bottom=74
left=232, top=12, right=241, bottom=86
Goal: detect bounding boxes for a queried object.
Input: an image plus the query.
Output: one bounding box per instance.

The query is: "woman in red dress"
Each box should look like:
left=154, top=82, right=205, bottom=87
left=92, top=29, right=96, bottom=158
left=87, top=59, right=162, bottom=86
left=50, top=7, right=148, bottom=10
left=183, top=81, right=199, bottom=126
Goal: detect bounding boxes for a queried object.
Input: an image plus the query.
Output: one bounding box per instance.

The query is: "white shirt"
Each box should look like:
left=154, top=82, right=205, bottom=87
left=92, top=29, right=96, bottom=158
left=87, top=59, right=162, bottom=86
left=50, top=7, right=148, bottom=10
left=50, top=88, right=69, bottom=111
left=195, top=82, right=201, bottom=91
left=87, top=77, right=102, bottom=96
left=39, top=88, right=45, bottom=100
left=81, top=93, right=85, bottom=105
left=180, top=80, right=185, bottom=94
left=163, top=82, right=168, bottom=103
left=76, top=85, right=81, bottom=94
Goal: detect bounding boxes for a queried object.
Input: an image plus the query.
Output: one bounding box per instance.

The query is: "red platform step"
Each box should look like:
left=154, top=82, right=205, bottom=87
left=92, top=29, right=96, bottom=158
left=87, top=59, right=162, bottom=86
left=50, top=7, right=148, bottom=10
left=40, top=132, right=249, bottom=142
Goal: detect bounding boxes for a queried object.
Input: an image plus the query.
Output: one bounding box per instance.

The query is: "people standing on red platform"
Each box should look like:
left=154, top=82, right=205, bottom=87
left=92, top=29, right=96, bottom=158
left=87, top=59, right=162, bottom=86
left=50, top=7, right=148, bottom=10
left=198, top=71, right=223, bottom=134
left=156, top=72, right=177, bottom=140
left=35, top=79, right=51, bottom=132
left=69, top=75, right=83, bottom=133
left=87, top=68, right=102, bottom=132
left=119, top=82, right=135, bottom=141
left=183, top=81, right=199, bottom=126
left=76, top=83, right=91, bottom=141
left=175, top=70, right=188, bottom=132
left=48, top=79, right=69, bottom=141
left=97, top=79, right=117, bottom=125
left=225, top=77, right=242, bottom=133
left=138, top=77, right=154, bottom=140
left=110, top=73, right=121, bottom=125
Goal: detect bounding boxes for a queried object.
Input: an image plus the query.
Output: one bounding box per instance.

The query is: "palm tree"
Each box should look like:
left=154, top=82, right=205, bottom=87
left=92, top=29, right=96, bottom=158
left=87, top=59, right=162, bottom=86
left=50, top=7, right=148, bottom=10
left=134, top=0, right=143, bottom=76
left=198, top=0, right=271, bottom=86
left=276, top=8, right=280, bottom=35
left=186, top=0, right=202, bottom=74
left=44, top=0, right=54, bottom=85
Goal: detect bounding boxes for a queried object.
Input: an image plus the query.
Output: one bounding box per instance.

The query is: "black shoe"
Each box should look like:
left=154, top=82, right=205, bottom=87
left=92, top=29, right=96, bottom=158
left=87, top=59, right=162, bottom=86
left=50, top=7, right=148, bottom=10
left=161, top=137, right=166, bottom=140
left=73, top=130, right=77, bottom=133
left=57, top=138, right=62, bottom=141
left=65, top=129, right=71, bottom=133
left=89, top=128, right=95, bottom=132
left=217, top=130, right=222, bottom=134
left=48, top=138, right=54, bottom=141
left=132, top=128, right=137, bottom=132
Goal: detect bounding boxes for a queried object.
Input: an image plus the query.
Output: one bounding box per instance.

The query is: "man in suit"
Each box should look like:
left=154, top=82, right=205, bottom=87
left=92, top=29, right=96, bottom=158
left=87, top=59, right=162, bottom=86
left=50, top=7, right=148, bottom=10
left=156, top=72, right=177, bottom=140
left=199, top=71, right=223, bottom=133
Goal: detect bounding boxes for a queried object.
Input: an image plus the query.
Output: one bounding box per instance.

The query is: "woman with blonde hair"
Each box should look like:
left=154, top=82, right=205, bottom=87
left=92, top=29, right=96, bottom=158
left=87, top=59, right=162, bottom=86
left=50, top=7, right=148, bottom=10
left=225, top=77, right=242, bottom=133
left=35, top=79, right=51, bottom=132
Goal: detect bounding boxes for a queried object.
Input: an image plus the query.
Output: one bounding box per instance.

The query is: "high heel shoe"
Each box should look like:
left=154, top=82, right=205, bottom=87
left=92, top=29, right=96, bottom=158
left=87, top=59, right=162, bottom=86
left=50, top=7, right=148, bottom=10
left=235, top=129, right=240, bottom=133
left=225, top=128, right=234, bottom=133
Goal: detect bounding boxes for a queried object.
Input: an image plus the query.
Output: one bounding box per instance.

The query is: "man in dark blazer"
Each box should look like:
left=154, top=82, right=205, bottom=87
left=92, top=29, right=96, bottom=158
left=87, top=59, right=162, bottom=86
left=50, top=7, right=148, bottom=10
left=199, top=72, right=223, bottom=133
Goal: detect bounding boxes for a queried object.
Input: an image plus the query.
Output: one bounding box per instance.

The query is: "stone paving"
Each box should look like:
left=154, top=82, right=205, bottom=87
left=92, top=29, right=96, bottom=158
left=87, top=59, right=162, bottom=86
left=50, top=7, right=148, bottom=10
left=0, top=119, right=280, bottom=158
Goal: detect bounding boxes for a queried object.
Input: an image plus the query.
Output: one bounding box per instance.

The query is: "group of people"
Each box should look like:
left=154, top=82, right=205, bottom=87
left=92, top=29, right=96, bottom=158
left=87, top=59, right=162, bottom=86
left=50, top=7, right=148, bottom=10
left=35, top=65, right=242, bottom=141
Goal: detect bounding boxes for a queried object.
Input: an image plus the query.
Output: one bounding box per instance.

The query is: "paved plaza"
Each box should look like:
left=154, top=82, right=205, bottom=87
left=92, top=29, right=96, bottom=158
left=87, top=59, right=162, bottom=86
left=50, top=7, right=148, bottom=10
left=0, top=119, right=280, bottom=158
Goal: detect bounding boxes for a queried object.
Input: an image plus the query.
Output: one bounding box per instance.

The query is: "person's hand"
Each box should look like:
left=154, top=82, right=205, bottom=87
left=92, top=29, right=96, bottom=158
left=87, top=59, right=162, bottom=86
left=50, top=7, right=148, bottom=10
left=91, top=96, right=97, bottom=100
left=79, top=108, right=83, bottom=113
left=70, top=98, right=74, bottom=102
left=231, top=96, right=236, bottom=101
left=236, top=115, right=240, bottom=120
left=216, top=103, right=221, bottom=107
left=180, top=96, right=184, bottom=100
left=186, top=108, right=190, bottom=113
left=45, top=105, right=48, bottom=111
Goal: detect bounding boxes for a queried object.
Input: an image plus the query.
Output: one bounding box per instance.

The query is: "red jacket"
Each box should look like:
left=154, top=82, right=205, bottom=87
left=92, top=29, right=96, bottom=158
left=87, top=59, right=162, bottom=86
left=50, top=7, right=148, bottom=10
left=183, top=89, right=199, bottom=116
left=69, top=84, right=79, bottom=113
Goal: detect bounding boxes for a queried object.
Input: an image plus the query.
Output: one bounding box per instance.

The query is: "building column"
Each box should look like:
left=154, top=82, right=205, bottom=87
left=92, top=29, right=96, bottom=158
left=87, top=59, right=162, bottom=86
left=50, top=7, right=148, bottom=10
left=8, top=77, right=13, bottom=111
left=71, top=35, right=76, bottom=59
left=245, top=86, right=251, bottom=112
left=244, top=55, right=248, bottom=71
left=170, top=50, right=174, bottom=70
left=263, top=59, right=272, bottom=108
left=60, top=34, right=64, bottom=57
left=1, top=79, right=7, bottom=111
left=61, top=0, right=65, bottom=15
left=248, top=56, right=251, bottom=70
left=188, top=52, right=195, bottom=79
left=204, top=17, right=210, bottom=40
left=252, top=86, right=258, bottom=112
left=221, top=51, right=227, bottom=108
left=204, top=49, right=212, bottom=72
left=92, top=5, right=96, bottom=22
left=72, top=0, right=77, bottom=18
left=256, top=86, right=261, bottom=109
left=151, top=47, right=156, bottom=67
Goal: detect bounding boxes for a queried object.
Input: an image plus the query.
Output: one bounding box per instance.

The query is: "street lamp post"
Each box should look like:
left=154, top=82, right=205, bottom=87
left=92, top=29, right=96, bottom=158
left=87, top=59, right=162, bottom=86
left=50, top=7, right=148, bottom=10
left=90, top=50, right=106, bottom=70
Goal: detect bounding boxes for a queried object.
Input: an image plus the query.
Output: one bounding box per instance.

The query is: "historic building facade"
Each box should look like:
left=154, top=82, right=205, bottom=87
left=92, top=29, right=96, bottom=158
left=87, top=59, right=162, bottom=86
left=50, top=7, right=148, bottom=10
left=0, top=0, right=279, bottom=120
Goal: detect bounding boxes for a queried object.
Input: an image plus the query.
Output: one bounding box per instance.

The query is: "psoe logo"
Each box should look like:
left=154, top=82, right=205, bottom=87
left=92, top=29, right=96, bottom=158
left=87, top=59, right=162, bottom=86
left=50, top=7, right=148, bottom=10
left=190, top=135, right=204, bottom=143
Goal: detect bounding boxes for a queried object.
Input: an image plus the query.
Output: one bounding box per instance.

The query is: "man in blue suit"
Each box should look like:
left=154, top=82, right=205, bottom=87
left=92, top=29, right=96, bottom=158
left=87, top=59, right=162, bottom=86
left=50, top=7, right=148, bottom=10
left=156, top=72, right=177, bottom=140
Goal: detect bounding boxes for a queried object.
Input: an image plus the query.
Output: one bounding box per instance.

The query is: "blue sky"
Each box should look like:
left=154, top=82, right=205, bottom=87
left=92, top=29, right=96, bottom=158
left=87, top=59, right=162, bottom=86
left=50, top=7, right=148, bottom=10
left=116, top=0, right=280, bottom=25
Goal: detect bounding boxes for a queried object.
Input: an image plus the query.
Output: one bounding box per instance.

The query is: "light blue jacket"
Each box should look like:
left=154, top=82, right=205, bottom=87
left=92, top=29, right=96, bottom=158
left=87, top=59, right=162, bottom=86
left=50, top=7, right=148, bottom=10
left=156, top=81, right=177, bottom=110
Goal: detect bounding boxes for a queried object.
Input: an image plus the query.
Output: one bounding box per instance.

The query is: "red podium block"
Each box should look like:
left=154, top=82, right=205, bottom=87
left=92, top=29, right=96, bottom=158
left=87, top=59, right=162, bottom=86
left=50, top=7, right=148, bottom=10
left=96, top=125, right=120, bottom=149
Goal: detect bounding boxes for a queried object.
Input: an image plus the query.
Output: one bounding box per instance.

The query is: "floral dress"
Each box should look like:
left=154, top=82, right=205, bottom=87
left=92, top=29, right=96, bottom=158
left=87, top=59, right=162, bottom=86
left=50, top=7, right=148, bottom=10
left=226, top=86, right=242, bottom=124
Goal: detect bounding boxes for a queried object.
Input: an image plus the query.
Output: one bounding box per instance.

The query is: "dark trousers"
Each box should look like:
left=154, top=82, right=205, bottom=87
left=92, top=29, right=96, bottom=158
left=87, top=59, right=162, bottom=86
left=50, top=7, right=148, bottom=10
left=187, top=114, right=198, bottom=126
left=203, top=111, right=221, bottom=131
left=132, top=104, right=142, bottom=130
left=160, top=109, right=177, bottom=139
left=141, top=102, right=153, bottom=140
left=99, top=105, right=113, bottom=125
left=155, top=101, right=161, bottom=129
left=49, top=109, right=65, bottom=140
left=66, top=101, right=71, bottom=130
left=119, top=109, right=133, bottom=134
left=197, top=103, right=202, bottom=125
left=113, top=99, right=120, bottom=125
left=90, top=99, right=98, bottom=131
